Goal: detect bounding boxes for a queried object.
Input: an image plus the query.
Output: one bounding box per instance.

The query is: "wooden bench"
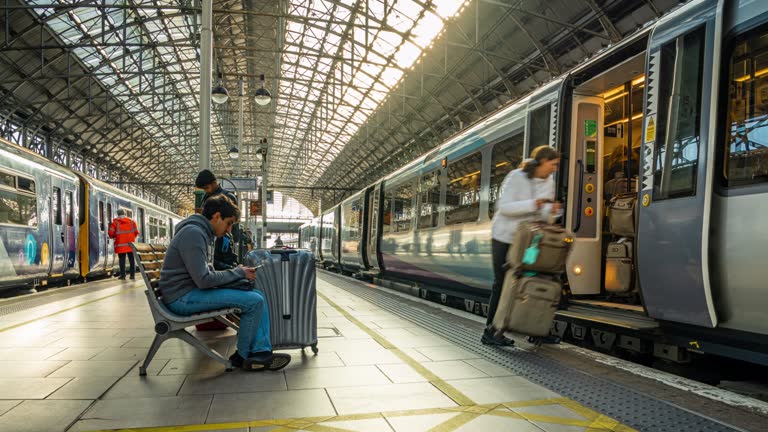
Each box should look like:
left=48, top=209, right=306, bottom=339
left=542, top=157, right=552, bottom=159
left=131, top=242, right=240, bottom=375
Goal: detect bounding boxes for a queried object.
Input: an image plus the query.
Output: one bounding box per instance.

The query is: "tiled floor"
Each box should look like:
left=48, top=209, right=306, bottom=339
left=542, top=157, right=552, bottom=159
left=0, top=276, right=633, bottom=432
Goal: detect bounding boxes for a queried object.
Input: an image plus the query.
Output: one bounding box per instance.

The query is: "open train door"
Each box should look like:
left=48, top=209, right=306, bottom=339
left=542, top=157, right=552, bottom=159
left=637, top=0, right=723, bottom=327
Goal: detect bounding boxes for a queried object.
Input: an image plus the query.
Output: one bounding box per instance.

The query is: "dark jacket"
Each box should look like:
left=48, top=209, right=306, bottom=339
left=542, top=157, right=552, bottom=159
left=159, top=214, right=245, bottom=304
left=203, top=185, right=240, bottom=268
left=203, top=185, right=237, bottom=205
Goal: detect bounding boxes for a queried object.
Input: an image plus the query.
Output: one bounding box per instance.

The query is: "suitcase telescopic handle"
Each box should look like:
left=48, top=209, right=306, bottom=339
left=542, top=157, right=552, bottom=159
left=270, top=249, right=297, bottom=319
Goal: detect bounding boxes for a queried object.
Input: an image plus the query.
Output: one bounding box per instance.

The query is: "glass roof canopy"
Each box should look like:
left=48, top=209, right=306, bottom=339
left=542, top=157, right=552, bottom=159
left=23, top=0, right=470, bottom=192
left=273, top=0, right=468, bottom=184
left=27, top=0, right=210, bottom=169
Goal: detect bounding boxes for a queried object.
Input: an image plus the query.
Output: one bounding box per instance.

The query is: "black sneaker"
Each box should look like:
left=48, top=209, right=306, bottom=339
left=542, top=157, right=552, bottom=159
left=481, top=329, right=515, bottom=346
left=247, top=351, right=292, bottom=371
left=130, top=275, right=135, bottom=280
left=229, top=351, right=245, bottom=368
left=117, top=276, right=126, bottom=280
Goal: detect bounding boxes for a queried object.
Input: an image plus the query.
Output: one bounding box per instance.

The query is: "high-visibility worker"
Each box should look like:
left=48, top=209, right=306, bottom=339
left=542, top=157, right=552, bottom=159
left=108, top=209, right=140, bottom=280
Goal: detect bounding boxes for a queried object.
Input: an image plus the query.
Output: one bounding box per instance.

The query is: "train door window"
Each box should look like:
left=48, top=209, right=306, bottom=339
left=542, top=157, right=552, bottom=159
left=107, top=203, right=112, bottom=222
left=98, top=201, right=105, bottom=231
left=445, top=151, right=483, bottom=225
left=383, top=186, right=393, bottom=233
left=53, top=187, right=62, bottom=225
left=138, top=208, right=145, bottom=240
left=160, top=219, right=168, bottom=242
left=391, top=181, right=415, bottom=233
left=489, top=132, right=525, bottom=217
left=418, top=170, right=440, bottom=229
left=722, top=23, right=768, bottom=187
left=652, top=27, right=705, bottom=200
left=529, top=104, right=551, bottom=149
left=65, top=191, right=73, bottom=226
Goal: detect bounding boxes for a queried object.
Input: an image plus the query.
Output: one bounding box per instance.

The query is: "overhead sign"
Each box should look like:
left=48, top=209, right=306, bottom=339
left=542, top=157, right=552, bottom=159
left=221, top=177, right=259, bottom=191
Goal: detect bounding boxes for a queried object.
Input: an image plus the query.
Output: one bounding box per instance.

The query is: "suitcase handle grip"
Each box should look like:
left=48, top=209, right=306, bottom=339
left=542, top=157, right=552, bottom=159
left=270, top=249, right=298, bottom=261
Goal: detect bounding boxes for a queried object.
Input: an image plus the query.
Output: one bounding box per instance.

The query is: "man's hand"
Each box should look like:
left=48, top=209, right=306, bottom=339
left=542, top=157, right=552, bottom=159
left=240, top=266, right=257, bottom=280
left=552, top=201, right=562, bottom=213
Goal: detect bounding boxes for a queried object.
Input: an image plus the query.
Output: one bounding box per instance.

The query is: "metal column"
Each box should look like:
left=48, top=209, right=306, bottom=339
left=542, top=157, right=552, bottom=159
left=199, top=0, right=212, bottom=170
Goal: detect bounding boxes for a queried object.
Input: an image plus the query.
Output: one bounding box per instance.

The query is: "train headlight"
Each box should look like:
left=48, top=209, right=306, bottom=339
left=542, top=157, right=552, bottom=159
left=573, top=266, right=583, bottom=275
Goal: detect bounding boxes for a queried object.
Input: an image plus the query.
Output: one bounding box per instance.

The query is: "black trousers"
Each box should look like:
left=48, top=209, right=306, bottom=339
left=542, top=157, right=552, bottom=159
left=486, top=239, right=511, bottom=328
left=118, top=252, right=135, bottom=278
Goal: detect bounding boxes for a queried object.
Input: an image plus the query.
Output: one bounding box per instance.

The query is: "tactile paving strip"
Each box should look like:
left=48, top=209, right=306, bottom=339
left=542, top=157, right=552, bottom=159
left=322, top=272, right=741, bottom=432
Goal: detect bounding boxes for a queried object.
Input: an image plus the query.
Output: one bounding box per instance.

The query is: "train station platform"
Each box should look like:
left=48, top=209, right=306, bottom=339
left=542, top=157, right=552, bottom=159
left=0, top=273, right=764, bottom=432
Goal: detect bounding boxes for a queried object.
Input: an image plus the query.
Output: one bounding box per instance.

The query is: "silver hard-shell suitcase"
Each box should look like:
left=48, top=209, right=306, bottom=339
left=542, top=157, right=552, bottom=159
left=244, top=249, right=318, bottom=353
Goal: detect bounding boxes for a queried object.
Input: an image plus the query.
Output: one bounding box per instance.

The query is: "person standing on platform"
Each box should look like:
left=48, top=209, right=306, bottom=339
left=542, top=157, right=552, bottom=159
left=274, top=235, right=284, bottom=247
left=108, top=209, right=140, bottom=280
left=483, top=145, right=561, bottom=346
left=195, top=169, right=240, bottom=270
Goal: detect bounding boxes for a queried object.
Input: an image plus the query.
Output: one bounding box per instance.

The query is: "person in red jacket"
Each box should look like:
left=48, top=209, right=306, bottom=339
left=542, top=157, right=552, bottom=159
left=108, top=209, right=139, bottom=280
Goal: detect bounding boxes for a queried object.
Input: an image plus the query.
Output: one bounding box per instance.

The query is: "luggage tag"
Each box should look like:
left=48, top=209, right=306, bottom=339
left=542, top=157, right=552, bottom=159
left=522, top=233, right=544, bottom=265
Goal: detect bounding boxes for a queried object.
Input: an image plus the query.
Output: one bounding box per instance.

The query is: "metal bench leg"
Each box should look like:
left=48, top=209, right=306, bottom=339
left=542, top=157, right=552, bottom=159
left=215, top=315, right=240, bottom=332
left=139, top=334, right=165, bottom=376
left=174, top=329, right=233, bottom=371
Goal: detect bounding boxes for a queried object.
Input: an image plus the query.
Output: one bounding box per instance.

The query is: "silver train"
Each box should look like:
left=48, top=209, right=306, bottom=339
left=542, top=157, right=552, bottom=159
left=301, top=0, right=768, bottom=366
left=0, top=137, right=182, bottom=290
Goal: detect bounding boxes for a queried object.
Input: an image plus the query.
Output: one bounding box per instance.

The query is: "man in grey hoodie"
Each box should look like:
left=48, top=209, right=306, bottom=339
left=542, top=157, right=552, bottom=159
left=159, top=194, right=291, bottom=371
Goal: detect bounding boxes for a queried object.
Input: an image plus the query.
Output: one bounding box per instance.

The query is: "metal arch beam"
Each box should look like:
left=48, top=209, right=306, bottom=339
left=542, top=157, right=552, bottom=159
left=582, top=0, right=622, bottom=43
left=504, top=13, right=561, bottom=75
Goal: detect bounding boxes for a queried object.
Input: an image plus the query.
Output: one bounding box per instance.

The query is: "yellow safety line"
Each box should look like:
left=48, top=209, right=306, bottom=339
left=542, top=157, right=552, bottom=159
left=317, top=291, right=476, bottom=406
left=0, top=285, right=142, bottom=334
left=426, top=412, right=479, bottom=432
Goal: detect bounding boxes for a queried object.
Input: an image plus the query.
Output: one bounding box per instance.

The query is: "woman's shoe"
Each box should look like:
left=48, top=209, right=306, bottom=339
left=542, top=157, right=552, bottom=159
left=481, top=328, right=515, bottom=346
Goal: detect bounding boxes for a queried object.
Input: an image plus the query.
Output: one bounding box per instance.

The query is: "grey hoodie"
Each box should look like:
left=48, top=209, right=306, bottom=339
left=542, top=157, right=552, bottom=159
left=159, top=214, right=245, bottom=304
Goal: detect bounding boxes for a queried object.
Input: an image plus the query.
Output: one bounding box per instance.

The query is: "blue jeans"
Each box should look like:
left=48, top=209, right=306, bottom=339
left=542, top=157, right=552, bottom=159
left=168, top=288, right=272, bottom=355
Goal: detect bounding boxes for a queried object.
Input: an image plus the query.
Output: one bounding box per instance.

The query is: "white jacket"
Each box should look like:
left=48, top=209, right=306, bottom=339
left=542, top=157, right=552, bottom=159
left=491, top=168, right=557, bottom=244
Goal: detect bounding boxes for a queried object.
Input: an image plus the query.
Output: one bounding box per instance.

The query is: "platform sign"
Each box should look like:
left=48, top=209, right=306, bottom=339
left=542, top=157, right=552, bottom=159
left=222, top=177, right=259, bottom=191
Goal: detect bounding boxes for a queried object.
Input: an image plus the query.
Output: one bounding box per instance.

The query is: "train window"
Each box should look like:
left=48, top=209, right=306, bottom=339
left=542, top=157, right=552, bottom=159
left=16, top=177, right=35, bottom=193
left=489, top=132, right=525, bottom=217
left=529, top=104, right=551, bottom=149
left=0, top=172, right=13, bottom=188
left=722, top=23, right=768, bottom=187
left=65, top=191, right=73, bottom=226
left=652, top=27, right=705, bottom=200
left=98, top=201, right=105, bottom=231
left=0, top=184, right=37, bottom=227
left=387, top=181, right=415, bottom=233
left=418, top=170, right=440, bottom=229
left=343, top=200, right=362, bottom=241
left=53, top=187, right=62, bottom=225
left=149, top=216, right=158, bottom=243
left=445, top=151, right=482, bottom=225
left=159, top=219, right=167, bottom=242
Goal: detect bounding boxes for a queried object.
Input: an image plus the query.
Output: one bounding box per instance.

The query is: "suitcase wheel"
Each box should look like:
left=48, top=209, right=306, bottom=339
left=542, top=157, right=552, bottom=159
left=311, top=343, right=319, bottom=354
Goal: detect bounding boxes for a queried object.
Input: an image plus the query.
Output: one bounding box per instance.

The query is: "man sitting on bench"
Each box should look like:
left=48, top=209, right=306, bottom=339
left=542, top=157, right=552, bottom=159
left=158, top=194, right=291, bottom=371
